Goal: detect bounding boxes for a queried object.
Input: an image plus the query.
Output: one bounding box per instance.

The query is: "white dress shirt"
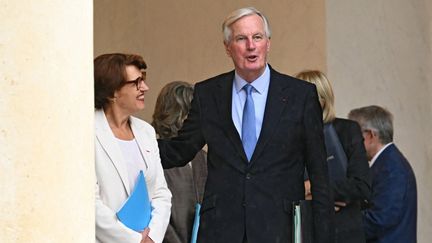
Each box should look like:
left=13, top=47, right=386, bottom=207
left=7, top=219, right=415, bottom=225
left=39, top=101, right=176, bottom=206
left=231, top=64, right=270, bottom=140
left=369, top=142, right=393, bottom=167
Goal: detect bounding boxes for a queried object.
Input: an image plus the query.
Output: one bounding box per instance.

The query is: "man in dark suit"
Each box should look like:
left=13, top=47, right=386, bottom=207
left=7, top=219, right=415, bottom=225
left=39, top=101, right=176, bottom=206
left=158, top=7, right=333, bottom=243
left=348, top=105, right=417, bottom=243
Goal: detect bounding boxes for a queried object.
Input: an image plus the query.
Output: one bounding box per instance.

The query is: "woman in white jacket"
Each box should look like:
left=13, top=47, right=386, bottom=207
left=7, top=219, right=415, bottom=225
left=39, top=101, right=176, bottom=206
left=94, top=53, right=171, bottom=243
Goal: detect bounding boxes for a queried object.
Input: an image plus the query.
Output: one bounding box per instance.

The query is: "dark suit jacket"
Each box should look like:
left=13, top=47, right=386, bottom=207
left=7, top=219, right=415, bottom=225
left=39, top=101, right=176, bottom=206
left=363, top=144, right=417, bottom=243
left=331, top=118, right=371, bottom=243
left=163, top=150, right=208, bottom=243
left=158, top=66, right=334, bottom=243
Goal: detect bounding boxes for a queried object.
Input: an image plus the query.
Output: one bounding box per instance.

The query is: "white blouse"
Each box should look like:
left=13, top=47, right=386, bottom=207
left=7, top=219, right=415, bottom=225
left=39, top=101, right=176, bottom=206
left=116, top=138, right=148, bottom=193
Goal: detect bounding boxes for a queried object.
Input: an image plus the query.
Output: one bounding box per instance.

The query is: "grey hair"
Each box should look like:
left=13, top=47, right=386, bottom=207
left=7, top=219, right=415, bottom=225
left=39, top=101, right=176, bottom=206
left=151, top=81, right=194, bottom=139
left=348, top=105, right=394, bottom=144
left=222, top=7, right=271, bottom=44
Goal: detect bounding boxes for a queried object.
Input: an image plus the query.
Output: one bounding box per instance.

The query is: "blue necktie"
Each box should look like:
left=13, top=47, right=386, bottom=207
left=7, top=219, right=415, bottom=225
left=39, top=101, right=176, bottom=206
left=242, top=84, right=257, bottom=161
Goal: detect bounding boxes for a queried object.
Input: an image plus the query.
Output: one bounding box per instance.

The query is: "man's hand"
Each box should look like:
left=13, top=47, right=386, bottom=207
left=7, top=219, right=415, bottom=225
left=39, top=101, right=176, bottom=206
left=141, top=228, right=154, bottom=243
left=304, top=180, right=312, bottom=200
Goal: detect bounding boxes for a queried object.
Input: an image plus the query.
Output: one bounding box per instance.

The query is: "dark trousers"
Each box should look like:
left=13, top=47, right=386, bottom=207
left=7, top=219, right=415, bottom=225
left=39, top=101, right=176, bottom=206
left=242, top=233, right=248, bottom=243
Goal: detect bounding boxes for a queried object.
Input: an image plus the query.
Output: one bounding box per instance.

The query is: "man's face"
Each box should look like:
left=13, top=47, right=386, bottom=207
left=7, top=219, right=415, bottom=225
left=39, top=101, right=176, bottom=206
left=361, top=129, right=375, bottom=161
left=224, top=14, right=270, bottom=82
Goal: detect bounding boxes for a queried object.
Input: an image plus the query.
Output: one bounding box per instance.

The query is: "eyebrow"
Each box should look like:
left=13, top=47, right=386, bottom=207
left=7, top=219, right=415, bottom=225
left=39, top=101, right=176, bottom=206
left=235, top=32, right=262, bottom=37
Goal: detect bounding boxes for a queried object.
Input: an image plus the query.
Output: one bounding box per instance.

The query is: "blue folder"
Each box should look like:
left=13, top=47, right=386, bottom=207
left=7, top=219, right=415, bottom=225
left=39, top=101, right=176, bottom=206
left=117, top=170, right=152, bottom=232
left=190, top=203, right=201, bottom=243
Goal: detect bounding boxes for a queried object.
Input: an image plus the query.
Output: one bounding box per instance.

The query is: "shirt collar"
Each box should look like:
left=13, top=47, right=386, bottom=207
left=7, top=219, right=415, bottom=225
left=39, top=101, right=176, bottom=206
left=234, top=64, right=270, bottom=94
left=369, top=142, right=393, bottom=167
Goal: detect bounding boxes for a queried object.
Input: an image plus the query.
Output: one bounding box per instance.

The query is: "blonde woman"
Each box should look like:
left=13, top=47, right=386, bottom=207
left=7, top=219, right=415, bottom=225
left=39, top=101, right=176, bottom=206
left=296, top=70, right=371, bottom=243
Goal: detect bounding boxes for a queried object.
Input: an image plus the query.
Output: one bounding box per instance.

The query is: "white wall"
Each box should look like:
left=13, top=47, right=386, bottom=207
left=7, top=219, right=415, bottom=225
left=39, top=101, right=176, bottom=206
left=0, top=1, right=94, bottom=242
left=326, top=0, right=432, bottom=241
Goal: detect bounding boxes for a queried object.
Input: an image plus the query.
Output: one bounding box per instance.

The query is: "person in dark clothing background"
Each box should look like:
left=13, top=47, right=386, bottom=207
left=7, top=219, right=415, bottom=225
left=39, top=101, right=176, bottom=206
left=152, top=81, right=207, bottom=243
left=349, top=105, right=417, bottom=243
left=297, top=70, right=371, bottom=243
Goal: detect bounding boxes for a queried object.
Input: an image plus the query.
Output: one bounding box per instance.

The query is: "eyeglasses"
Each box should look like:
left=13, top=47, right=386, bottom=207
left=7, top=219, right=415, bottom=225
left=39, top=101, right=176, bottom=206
left=122, top=73, right=147, bottom=90
left=361, top=129, right=376, bottom=137
left=361, top=129, right=371, bottom=134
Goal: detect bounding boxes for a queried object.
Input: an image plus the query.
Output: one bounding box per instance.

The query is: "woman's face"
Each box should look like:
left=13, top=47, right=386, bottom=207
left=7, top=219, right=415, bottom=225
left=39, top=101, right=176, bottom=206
left=114, top=65, right=149, bottom=115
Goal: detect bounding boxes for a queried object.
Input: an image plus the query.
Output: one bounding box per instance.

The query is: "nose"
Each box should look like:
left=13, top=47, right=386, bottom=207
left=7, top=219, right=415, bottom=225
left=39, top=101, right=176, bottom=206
left=246, top=37, right=256, bottom=50
left=138, top=80, right=149, bottom=91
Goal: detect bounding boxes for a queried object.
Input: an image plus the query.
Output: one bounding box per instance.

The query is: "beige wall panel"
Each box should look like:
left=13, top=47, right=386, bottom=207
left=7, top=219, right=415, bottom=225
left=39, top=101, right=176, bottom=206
left=0, top=1, right=94, bottom=242
left=326, top=0, right=432, bottom=242
left=94, top=0, right=326, bottom=121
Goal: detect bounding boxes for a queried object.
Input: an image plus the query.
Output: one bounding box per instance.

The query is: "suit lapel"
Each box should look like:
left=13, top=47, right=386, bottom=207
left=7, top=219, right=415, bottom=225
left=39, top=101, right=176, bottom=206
left=371, top=143, right=395, bottom=174
left=250, top=68, right=292, bottom=164
left=214, top=71, right=248, bottom=162
left=95, top=109, right=131, bottom=196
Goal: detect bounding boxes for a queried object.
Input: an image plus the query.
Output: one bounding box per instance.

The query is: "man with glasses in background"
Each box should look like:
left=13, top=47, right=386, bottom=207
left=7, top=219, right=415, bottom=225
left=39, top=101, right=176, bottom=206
left=348, top=105, right=417, bottom=243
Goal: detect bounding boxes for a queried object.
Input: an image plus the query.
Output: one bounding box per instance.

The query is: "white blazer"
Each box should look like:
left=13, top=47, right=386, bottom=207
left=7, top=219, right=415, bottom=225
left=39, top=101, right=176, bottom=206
left=95, top=109, right=171, bottom=243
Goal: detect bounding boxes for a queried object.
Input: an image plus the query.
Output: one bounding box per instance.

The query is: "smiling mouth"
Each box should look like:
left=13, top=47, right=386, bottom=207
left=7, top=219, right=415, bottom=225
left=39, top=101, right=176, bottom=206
left=137, top=94, right=145, bottom=101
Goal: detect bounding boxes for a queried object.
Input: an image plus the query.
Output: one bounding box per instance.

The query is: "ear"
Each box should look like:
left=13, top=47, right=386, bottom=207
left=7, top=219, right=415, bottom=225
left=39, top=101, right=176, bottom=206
left=369, top=130, right=378, bottom=139
left=266, top=38, right=271, bottom=53
left=224, top=41, right=232, bottom=57
left=110, top=91, right=119, bottom=102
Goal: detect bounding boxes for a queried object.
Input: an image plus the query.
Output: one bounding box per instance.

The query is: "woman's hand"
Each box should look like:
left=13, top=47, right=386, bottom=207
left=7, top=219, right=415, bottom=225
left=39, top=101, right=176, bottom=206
left=140, top=228, right=154, bottom=243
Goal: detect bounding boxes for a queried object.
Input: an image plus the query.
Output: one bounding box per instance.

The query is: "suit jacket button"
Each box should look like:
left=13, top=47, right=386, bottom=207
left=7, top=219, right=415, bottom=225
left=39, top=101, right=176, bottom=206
left=246, top=173, right=251, bottom=180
